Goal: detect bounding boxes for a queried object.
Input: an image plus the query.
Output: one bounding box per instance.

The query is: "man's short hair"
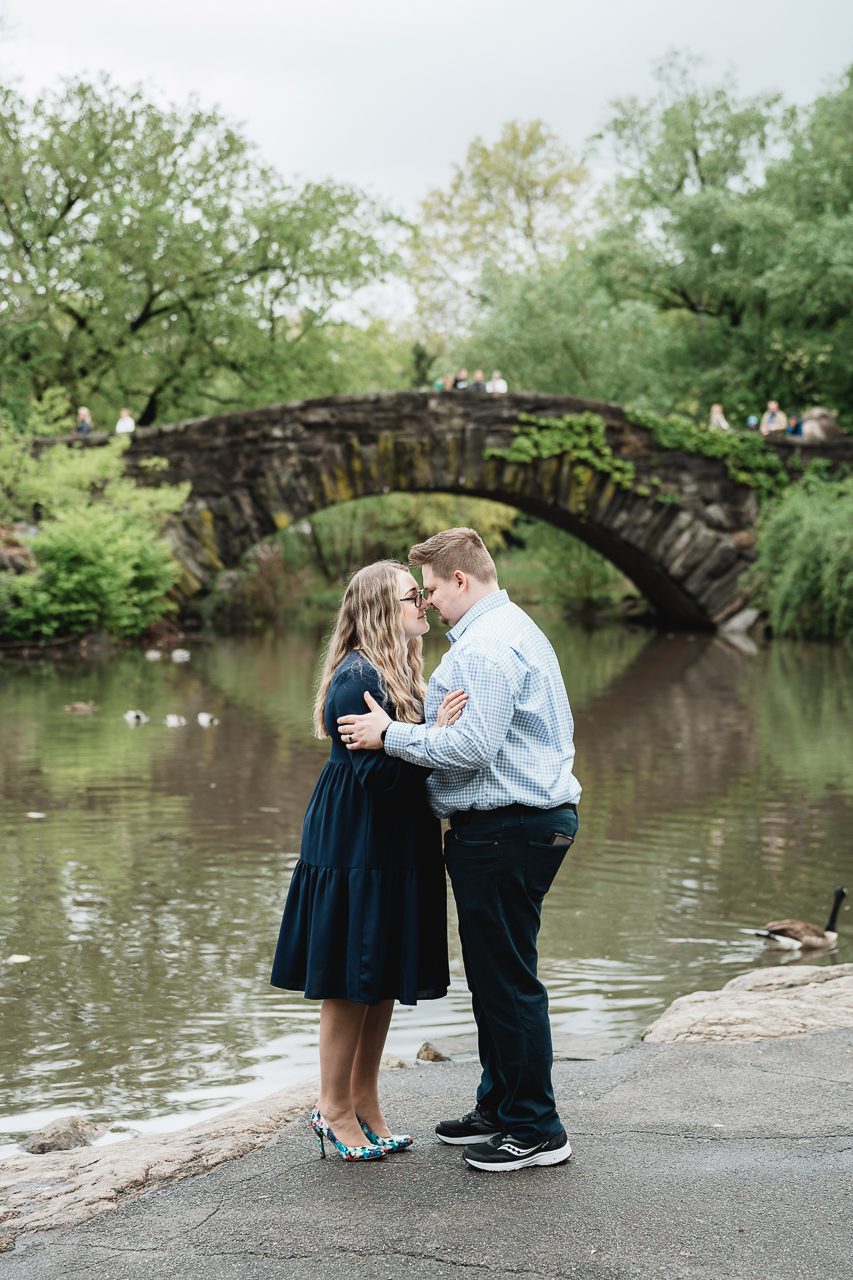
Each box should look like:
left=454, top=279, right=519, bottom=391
left=409, top=527, right=497, bottom=583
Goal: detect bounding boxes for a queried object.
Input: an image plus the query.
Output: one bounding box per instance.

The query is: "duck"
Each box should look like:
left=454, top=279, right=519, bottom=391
left=754, top=885, right=847, bottom=950
left=144, top=649, right=162, bottom=662
left=64, top=701, right=95, bottom=714
left=123, top=710, right=149, bottom=725
left=170, top=649, right=191, bottom=663
left=196, top=712, right=220, bottom=727
left=164, top=714, right=187, bottom=728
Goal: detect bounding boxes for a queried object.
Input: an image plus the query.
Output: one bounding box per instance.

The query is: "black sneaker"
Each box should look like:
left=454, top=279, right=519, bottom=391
left=435, top=1106, right=501, bottom=1146
left=463, top=1130, right=571, bottom=1171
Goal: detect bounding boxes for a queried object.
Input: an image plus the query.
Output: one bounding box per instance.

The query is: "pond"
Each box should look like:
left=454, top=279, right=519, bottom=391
left=1, top=617, right=851, bottom=1157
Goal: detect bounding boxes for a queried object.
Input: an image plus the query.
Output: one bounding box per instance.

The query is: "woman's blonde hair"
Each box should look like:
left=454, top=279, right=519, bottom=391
left=313, top=560, right=425, bottom=738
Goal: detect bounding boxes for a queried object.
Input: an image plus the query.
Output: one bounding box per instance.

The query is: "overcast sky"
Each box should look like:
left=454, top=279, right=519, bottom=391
left=3, top=0, right=852, bottom=213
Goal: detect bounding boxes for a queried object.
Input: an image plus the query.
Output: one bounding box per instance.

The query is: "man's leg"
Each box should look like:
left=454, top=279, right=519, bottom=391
left=446, top=809, right=577, bottom=1144
left=456, top=912, right=505, bottom=1118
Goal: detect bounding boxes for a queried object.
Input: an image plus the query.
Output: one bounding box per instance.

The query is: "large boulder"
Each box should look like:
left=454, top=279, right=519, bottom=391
left=643, top=963, right=853, bottom=1043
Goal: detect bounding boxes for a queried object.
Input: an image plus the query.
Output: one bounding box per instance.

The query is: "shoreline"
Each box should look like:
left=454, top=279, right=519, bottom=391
left=0, top=1031, right=615, bottom=1253
left=0, top=1073, right=322, bottom=1253
left=3, top=967, right=851, bottom=1256
left=2, top=1024, right=851, bottom=1277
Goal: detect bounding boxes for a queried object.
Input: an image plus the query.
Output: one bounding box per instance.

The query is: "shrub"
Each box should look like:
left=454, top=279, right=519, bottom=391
left=755, top=468, right=853, bottom=640
left=0, top=507, right=180, bottom=640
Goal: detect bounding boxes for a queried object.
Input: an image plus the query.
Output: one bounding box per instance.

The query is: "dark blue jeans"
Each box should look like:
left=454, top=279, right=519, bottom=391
left=444, top=804, right=579, bottom=1143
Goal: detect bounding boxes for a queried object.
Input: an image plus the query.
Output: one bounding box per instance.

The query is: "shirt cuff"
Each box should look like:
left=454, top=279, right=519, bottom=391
left=383, top=720, right=425, bottom=763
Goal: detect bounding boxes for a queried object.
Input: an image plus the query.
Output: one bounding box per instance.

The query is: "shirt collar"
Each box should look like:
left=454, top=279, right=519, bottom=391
left=446, top=589, right=509, bottom=644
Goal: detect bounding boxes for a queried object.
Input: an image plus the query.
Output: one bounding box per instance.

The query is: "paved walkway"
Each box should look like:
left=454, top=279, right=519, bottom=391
left=2, top=1029, right=851, bottom=1280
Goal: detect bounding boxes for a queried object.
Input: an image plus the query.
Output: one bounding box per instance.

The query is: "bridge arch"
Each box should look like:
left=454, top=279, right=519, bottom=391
left=118, top=390, right=814, bottom=628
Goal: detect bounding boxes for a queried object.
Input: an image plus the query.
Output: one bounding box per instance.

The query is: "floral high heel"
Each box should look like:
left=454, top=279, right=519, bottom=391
left=358, top=1115, right=414, bottom=1153
left=310, top=1108, right=384, bottom=1162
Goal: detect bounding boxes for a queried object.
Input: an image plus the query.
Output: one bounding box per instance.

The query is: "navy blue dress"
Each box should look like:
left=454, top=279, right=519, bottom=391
left=270, top=651, right=449, bottom=1006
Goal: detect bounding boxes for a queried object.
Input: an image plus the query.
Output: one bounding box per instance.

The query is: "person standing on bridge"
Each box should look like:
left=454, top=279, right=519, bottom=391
left=271, top=561, right=465, bottom=1162
left=760, top=400, right=788, bottom=435
left=339, top=528, right=581, bottom=1172
left=74, top=406, right=93, bottom=435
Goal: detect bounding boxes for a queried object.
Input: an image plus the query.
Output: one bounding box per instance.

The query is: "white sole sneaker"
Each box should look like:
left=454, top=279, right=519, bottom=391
left=436, top=1129, right=501, bottom=1146
left=464, top=1139, right=572, bottom=1172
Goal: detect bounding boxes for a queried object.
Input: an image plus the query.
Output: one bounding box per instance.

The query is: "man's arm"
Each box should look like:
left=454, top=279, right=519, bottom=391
left=339, top=651, right=516, bottom=771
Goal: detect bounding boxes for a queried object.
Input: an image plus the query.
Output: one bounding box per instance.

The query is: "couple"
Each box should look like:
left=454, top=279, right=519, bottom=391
left=270, top=527, right=581, bottom=1171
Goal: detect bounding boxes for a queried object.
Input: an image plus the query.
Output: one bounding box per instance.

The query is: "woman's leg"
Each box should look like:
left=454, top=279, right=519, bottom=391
left=317, top=998, right=369, bottom=1146
left=350, top=998, right=395, bottom=1136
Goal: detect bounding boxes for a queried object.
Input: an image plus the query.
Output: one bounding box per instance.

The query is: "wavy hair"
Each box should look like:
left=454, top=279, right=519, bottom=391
left=313, top=560, right=425, bottom=738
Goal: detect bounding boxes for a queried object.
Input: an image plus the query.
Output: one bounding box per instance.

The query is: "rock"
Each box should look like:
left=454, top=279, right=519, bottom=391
left=643, top=963, right=853, bottom=1044
left=416, top=1041, right=450, bottom=1062
left=0, top=1077, right=318, bottom=1249
left=20, top=1114, right=106, bottom=1155
left=379, top=1054, right=409, bottom=1069
left=720, top=607, right=760, bottom=635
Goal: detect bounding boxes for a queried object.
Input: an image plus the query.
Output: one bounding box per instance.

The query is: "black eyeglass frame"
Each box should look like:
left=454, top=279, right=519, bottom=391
left=399, top=589, right=431, bottom=606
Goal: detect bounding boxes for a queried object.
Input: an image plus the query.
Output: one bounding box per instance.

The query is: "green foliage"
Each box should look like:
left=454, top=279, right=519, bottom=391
left=0, top=419, right=188, bottom=641
left=496, top=518, right=631, bottom=612
left=206, top=492, right=521, bottom=630
left=754, top=468, right=853, bottom=640
left=410, top=120, right=586, bottom=335
left=0, top=76, right=395, bottom=427
left=25, top=387, right=74, bottom=437
left=485, top=411, right=636, bottom=494
left=591, top=56, right=853, bottom=422
left=624, top=409, right=789, bottom=500
left=204, top=489, right=633, bottom=632
left=0, top=508, right=179, bottom=639
left=463, top=250, right=683, bottom=410
left=453, top=61, right=853, bottom=428
left=485, top=407, right=788, bottom=505
left=0, top=425, right=189, bottom=527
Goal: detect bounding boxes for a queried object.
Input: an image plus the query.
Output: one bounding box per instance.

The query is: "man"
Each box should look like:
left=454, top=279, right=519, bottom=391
left=759, top=400, right=788, bottom=436
left=115, top=407, right=136, bottom=434
left=338, top=528, right=581, bottom=1172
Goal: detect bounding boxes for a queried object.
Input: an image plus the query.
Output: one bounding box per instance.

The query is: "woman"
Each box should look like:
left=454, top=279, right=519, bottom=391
left=270, top=561, right=465, bottom=1162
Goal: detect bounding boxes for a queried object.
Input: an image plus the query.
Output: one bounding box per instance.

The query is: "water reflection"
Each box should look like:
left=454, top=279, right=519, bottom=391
left=1, top=621, right=851, bottom=1152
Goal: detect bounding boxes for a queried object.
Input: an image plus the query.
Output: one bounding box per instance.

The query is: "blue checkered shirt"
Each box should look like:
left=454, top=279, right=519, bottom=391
left=384, top=591, right=581, bottom=818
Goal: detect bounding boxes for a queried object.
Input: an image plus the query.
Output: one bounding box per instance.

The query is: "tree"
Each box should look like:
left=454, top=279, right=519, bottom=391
left=463, top=250, right=683, bottom=408
left=0, top=76, right=395, bottom=426
left=591, top=55, right=853, bottom=421
left=409, top=120, right=586, bottom=335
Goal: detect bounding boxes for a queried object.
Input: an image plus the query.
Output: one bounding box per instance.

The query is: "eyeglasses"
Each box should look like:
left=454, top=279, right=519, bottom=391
left=399, top=589, right=431, bottom=607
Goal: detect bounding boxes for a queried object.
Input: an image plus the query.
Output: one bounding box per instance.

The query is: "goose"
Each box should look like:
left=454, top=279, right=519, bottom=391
left=123, top=710, right=149, bottom=725
left=196, top=712, right=219, bottom=727
left=64, top=701, right=95, bottom=714
left=170, top=649, right=191, bottom=663
left=144, top=649, right=162, bottom=662
left=754, top=885, right=847, bottom=950
left=164, top=714, right=187, bottom=728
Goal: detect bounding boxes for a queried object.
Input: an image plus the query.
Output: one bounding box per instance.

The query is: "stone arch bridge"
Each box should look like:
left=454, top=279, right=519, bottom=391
left=115, top=391, right=848, bottom=629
